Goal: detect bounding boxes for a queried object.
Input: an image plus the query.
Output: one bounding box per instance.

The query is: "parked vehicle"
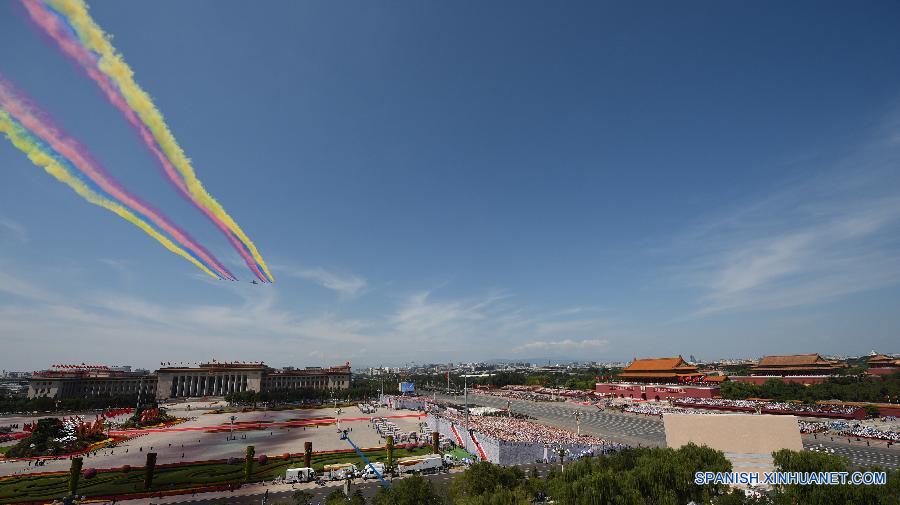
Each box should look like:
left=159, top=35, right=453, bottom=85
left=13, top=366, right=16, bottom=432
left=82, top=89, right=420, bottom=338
left=396, top=455, right=443, bottom=474
left=323, top=462, right=358, bottom=481
left=361, top=461, right=386, bottom=480
left=284, top=467, right=316, bottom=483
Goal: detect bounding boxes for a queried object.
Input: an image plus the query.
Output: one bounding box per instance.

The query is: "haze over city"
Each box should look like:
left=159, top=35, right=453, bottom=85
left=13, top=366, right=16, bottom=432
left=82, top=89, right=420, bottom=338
left=2, top=1, right=900, bottom=371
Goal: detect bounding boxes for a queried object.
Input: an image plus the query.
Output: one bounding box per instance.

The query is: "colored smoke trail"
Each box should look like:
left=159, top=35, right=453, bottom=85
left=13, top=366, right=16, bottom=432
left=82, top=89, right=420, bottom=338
left=0, top=80, right=236, bottom=281
left=0, top=110, right=221, bottom=280
left=26, top=0, right=274, bottom=283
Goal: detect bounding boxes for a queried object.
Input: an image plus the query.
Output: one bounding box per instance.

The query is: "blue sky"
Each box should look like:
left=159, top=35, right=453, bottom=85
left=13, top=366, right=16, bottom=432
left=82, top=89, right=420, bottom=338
left=1, top=1, right=900, bottom=370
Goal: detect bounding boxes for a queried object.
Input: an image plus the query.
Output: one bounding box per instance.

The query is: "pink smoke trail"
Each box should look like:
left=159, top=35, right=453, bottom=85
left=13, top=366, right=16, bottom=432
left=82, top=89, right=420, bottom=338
left=22, top=0, right=268, bottom=282
left=0, top=80, right=236, bottom=281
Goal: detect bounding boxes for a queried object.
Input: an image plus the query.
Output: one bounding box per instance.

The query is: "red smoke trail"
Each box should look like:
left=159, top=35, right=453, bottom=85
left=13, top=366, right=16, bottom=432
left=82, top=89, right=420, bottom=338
left=0, top=80, right=235, bottom=280
left=22, top=0, right=268, bottom=282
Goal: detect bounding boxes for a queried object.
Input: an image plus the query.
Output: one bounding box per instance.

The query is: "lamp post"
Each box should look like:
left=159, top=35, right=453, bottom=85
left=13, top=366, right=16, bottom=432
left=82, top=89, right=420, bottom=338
left=463, top=374, right=469, bottom=441
left=136, top=376, right=144, bottom=411
left=229, top=415, right=236, bottom=441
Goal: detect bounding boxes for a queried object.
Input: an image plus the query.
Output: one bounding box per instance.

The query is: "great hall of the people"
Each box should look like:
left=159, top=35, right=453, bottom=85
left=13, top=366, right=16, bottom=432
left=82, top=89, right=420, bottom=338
left=27, top=362, right=352, bottom=400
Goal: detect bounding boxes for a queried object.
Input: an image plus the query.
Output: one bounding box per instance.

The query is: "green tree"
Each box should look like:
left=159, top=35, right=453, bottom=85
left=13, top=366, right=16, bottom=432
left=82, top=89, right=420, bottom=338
left=372, top=475, right=445, bottom=505
left=68, top=457, right=83, bottom=496
left=325, top=489, right=349, bottom=505
left=292, top=489, right=314, bottom=505
left=385, top=435, right=394, bottom=471
left=349, top=489, right=366, bottom=505
left=450, top=462, right=527, bottom=500
left=544, top=444, right=732, bottom=505
left=244, top=445, right=255, bottom=482
left=770, top=449, right=900, bottom=505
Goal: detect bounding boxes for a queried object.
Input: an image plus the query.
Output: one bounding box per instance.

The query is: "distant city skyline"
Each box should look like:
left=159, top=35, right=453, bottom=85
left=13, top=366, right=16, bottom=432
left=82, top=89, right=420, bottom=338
left=2, top=1, right=900, bottom=370
left=5, top=348, right=899, bottom=374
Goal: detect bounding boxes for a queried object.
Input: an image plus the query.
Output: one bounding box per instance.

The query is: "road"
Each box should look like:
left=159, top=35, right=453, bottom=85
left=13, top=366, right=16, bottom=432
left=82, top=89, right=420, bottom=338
left=437, top=392, right=899, bottom=469
left=804, top=438, right=899, bottom=469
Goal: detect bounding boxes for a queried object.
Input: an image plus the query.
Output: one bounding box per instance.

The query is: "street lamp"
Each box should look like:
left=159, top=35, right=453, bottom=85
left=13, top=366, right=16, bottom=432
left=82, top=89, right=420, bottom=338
left=229, top=415, right=236, bottom=441
left=463, top=374, right=469, bottom=441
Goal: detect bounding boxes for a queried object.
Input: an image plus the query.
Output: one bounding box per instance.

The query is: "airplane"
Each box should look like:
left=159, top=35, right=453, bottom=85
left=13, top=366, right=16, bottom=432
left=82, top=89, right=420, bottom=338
left=250, top=280, right=259, bottom=285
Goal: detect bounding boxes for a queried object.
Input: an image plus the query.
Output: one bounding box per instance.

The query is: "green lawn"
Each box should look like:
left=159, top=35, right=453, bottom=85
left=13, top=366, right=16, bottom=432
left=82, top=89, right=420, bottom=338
left=0, top=446, right=433, bottom=504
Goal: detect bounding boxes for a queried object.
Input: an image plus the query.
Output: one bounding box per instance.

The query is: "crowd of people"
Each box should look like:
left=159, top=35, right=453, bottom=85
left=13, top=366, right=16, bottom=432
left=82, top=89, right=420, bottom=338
left=433, top=409, right=621, bottom=451
left=781, top=419, right=900, bottom=442
left=798, top=421, right=828, bottom=434
left=765, top=402, right=860, bottom=415
left=836, top=423, right=900, bottom=442
left=673, top=398, right=758, bottom=409
left=620, top=403, right=718, bottom=417
left=673, top=397, right=862, bottom=416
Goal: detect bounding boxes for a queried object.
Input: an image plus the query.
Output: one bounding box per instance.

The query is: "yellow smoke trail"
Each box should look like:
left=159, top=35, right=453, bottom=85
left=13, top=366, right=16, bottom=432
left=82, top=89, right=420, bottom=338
left=0, top=111, right=220, bottom=279
left=45, top=0, right=274, bottom=282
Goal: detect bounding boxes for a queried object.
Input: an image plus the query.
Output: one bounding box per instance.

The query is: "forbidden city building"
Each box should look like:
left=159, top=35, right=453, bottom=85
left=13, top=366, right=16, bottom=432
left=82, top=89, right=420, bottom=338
left=595, top=356, right=722, bottom=400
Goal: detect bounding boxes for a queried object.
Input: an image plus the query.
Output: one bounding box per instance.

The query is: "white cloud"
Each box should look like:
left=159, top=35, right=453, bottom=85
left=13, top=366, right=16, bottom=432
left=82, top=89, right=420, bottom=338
left=513, top=339, right=609, bottom=353
left=0, top=217, right=27, bottom=243
left=671, top=118, right=900, bottom=316
left=0, top=260, right=620, bottom=368
left=390, top=289, right=509, bottom=337
left=534, top=318, right=610, bottom=336
left=0, top=269, right=56, bottom=302
left=280, top=266, right=367, bottom=298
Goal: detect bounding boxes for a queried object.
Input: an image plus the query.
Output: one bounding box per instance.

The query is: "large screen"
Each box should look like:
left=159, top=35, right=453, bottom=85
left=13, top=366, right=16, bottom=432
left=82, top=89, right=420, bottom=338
left=398, top=382, right=415, bottom=394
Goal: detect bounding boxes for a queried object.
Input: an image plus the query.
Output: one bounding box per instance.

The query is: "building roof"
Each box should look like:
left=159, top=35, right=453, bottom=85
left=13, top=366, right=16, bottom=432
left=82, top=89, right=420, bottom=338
left=752, top=366, right=842, bottom=372
left=756, top=354, right=831, bottom=367
left=618, top=372, right=681, bottom=378
left=868, top=355, right=899, bottom=365
left=622, top=356, right=696, bottom=372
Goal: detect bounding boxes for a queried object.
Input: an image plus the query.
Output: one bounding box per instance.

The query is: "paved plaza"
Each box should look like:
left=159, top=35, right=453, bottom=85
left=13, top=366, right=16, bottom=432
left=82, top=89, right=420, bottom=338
left=0, top=402, right=425, bottom=478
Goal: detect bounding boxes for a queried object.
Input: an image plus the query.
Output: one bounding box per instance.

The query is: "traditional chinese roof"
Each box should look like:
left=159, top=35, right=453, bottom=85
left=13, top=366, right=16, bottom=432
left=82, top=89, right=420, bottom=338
left=621, top=356, right=697, bottom=372
left=756, top=354, right=830, bottom=366
left=615, top=356, right=702, bottom=382
left=868, top=355, right=900, bottom=366
left=751, top=354, right=844, bottom=375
